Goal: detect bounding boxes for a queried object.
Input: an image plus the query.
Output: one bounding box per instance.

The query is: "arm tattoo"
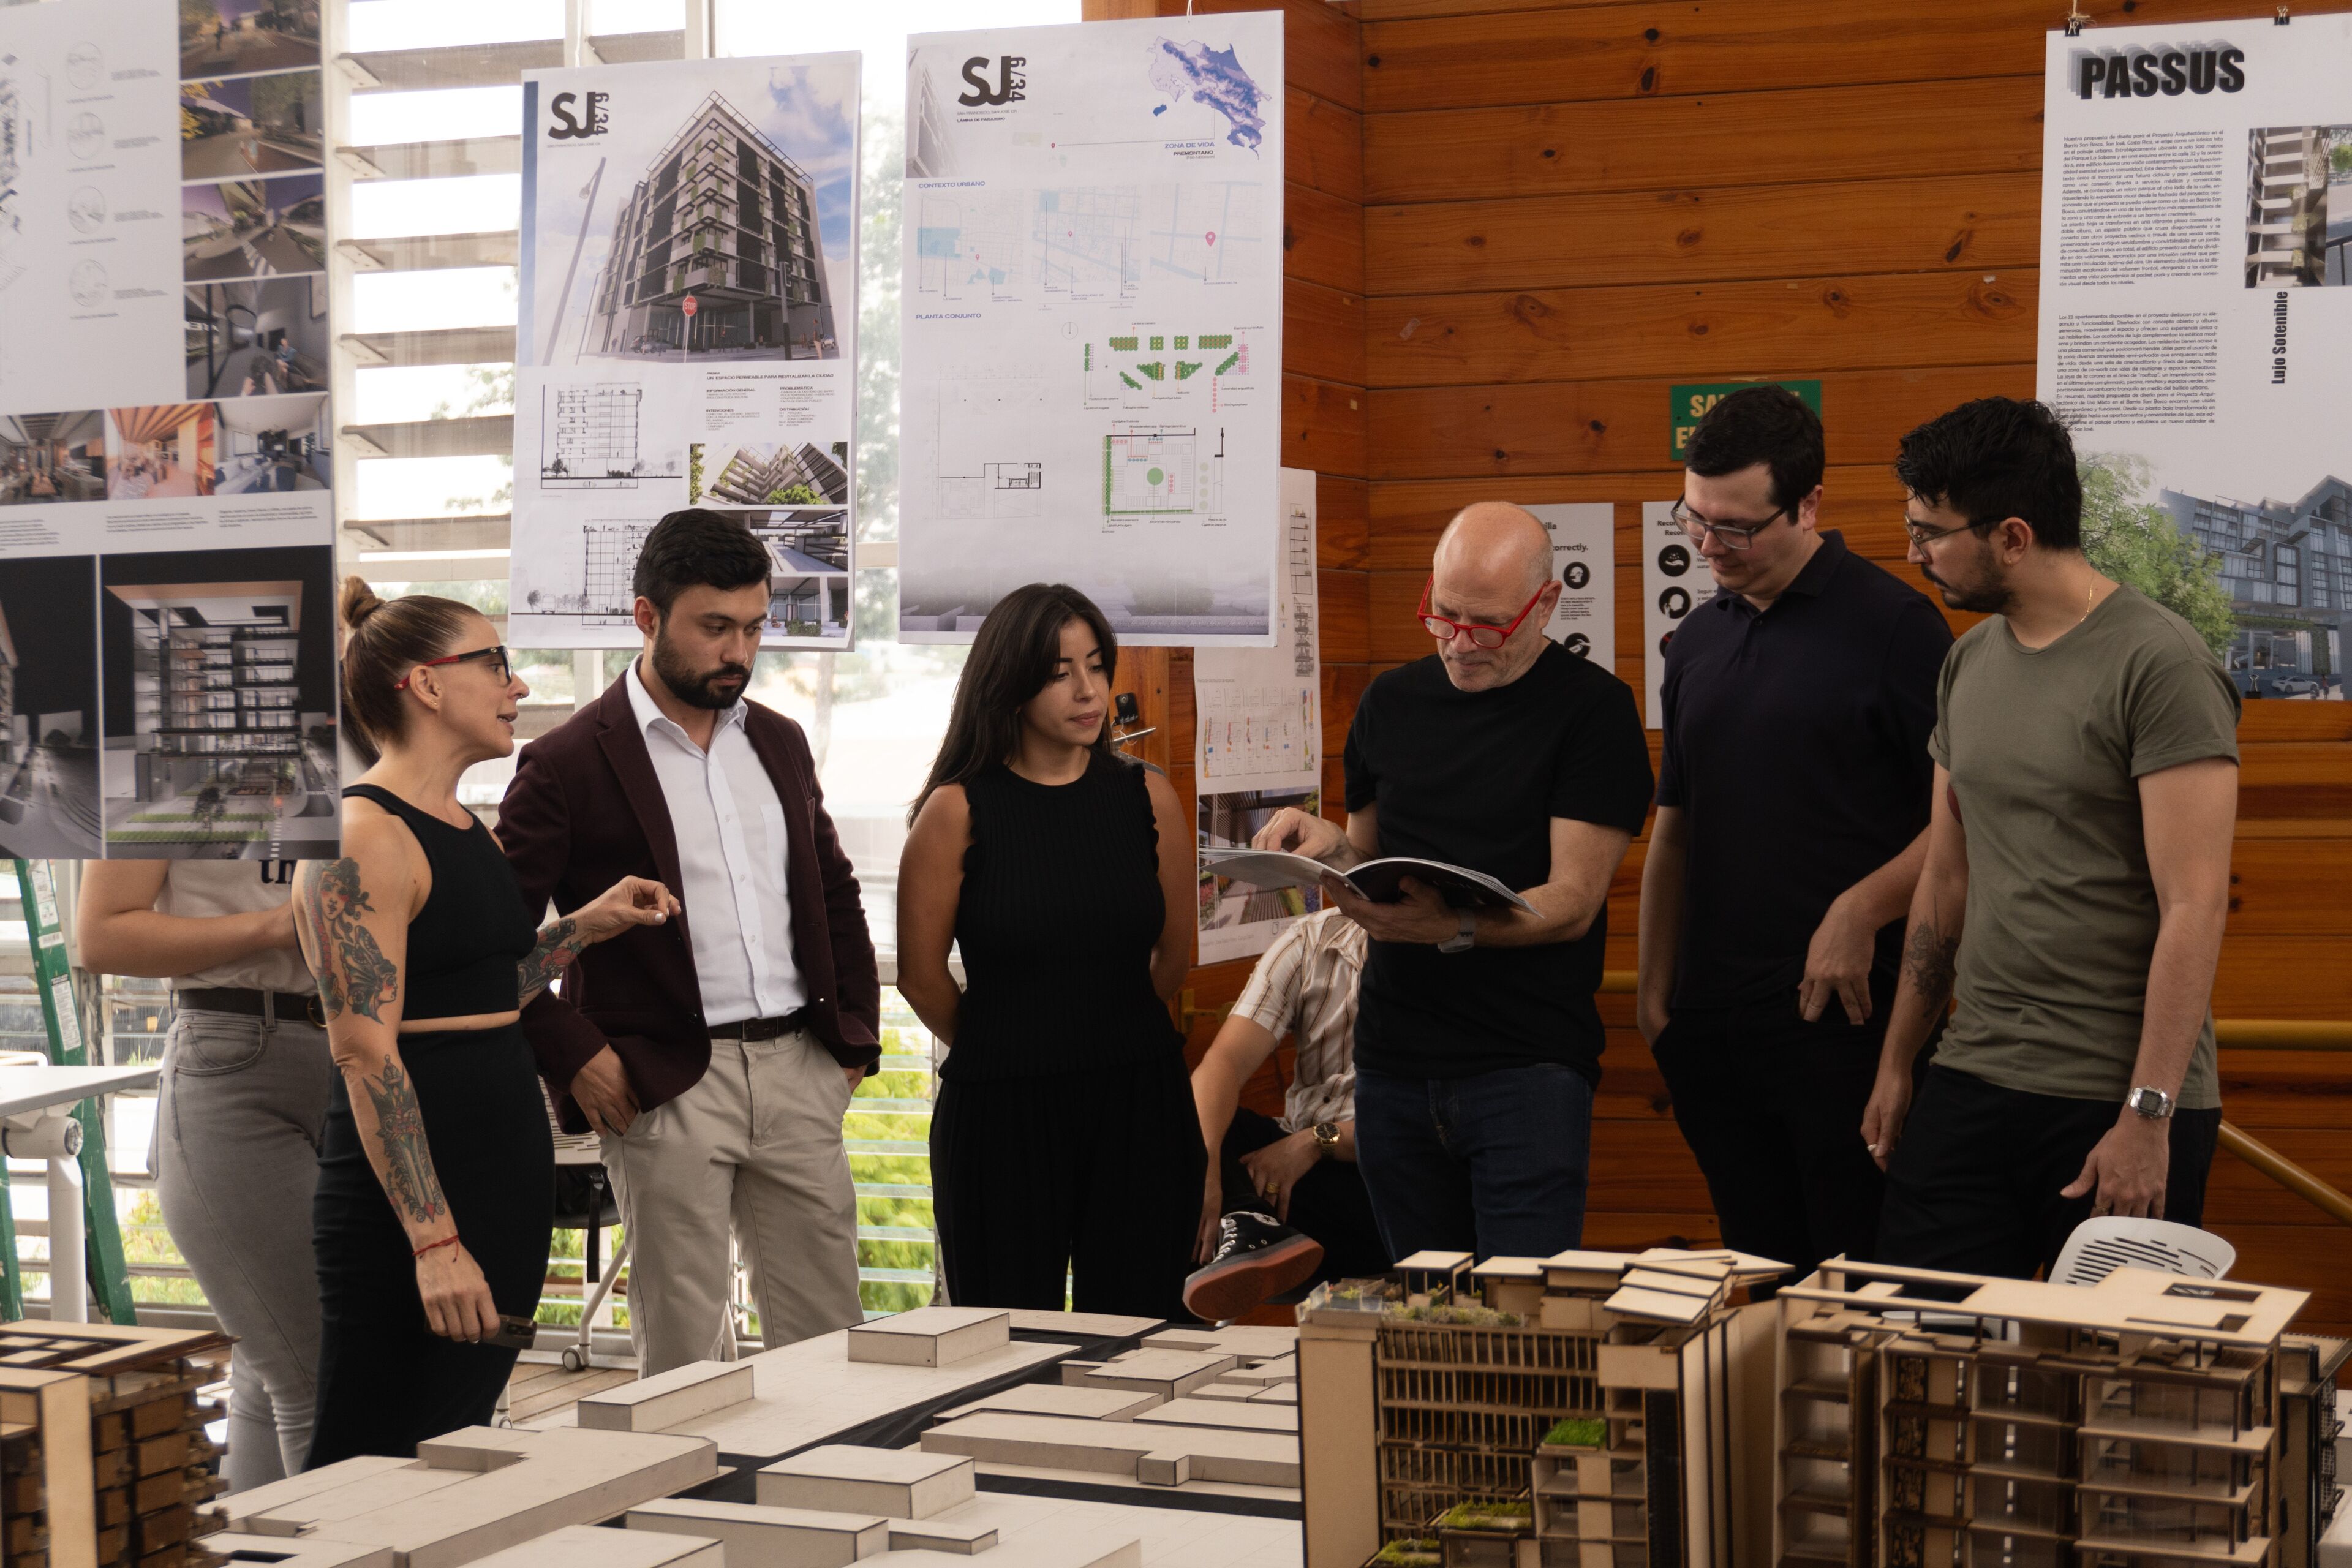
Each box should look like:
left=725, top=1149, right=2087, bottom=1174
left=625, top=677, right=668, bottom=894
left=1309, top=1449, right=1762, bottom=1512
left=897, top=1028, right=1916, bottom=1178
left=298, top=859, right=399, bottom=1022
left=518, top=915, right=589, bottom=999
left=1901, top=918, right=1962, bottom=1008
left=361, top=1058, right=447, bottom=1225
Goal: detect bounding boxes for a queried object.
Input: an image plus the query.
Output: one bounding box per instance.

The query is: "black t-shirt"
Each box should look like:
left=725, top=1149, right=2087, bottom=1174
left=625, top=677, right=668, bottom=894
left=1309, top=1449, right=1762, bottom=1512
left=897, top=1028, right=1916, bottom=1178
left=1342, top=641, right=1654, bottom=1082
left=1655, top=531, right=1950, bottom=1011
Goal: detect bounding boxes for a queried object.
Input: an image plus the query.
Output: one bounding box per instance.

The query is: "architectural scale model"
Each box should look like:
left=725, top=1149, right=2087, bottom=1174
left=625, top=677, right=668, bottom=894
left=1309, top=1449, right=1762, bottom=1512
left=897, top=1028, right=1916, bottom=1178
left=1292, top=1250, right=2349, bottom=1568
left=0, top=1321, right=234, bottom=1568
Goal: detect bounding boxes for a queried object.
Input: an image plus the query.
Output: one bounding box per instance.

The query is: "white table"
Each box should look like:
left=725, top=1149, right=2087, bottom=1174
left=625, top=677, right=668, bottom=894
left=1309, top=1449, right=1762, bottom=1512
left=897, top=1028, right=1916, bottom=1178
left=0, top=1065, right=160, bottom=1321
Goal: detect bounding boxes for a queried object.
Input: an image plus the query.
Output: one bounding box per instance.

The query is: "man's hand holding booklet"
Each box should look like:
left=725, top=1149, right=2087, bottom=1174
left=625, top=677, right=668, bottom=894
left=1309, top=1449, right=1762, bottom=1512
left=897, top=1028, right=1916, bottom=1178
left=1201, top=846, right=1532, bottom=913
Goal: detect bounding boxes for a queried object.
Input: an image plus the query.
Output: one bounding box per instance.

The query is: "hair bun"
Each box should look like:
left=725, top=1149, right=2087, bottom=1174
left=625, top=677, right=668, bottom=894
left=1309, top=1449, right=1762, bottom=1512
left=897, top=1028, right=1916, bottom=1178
left=339, top=574, right=386, bottom=631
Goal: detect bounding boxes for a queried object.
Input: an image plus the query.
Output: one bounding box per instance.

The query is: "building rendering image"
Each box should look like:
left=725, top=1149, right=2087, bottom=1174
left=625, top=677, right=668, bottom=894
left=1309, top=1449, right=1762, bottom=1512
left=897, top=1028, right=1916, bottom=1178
left=744, top=510, right=850, bottom=638
left=0, top=411, right=106, bottom=503
left=2162, top=475, right=2352, bottom=696
left=589, top=92, right=837, bottom=360
left=0, top=556, right=101, bottom=859
left=698, top=439, right=848, bottom=505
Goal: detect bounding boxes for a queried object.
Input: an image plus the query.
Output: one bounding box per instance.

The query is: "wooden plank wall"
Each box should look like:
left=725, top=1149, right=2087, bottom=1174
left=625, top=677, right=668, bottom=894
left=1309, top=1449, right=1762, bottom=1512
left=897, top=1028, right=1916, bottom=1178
left=1089, top=0, right=2352, bottom=1334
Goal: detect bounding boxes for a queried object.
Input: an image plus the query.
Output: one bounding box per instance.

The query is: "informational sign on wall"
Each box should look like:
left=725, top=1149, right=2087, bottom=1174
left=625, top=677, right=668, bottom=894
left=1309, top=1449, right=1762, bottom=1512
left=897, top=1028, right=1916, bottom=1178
left=1194, top=468, right=1320, bottom=965
left=1640, top=500, right=1700, bottom=729
left=1527, top=502, right=1616, bottom=668
left=510, top=53, right=862, bottom=651
left=2037, top=18, right=2351, bottom=700
left=898, top=13, right=1286, bottom=646
left=0, top=0, right=339, bottom=862
left=1668, top=380, right=1822, bottom=461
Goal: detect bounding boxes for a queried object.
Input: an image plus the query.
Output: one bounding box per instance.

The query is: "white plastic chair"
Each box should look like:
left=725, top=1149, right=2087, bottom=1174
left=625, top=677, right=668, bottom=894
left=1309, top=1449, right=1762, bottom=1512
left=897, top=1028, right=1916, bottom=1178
left=2049, top=1216, right=2236, bottom=1286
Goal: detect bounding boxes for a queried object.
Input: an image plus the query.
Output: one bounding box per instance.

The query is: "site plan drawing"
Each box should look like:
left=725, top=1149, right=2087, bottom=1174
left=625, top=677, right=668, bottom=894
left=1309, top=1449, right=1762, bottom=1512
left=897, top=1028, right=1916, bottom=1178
left=901, top=13, right=1284, bottom=644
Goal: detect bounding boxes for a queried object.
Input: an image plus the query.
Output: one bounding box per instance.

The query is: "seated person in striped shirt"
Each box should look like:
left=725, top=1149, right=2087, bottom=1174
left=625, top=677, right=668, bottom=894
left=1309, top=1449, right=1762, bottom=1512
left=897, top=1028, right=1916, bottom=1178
left=1184, top=905, right=1390, bottom=1321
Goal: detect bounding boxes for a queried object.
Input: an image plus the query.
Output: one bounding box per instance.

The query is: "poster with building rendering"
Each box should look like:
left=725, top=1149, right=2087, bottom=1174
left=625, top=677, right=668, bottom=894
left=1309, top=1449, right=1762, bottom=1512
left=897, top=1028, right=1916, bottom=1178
left=510, top=54, right=860, bottom=650
left=2038, top=18, right=2352, bottom=698
left=0, top=0, right=339, bottom=862
left=897, top=13, right=1284, bottom=646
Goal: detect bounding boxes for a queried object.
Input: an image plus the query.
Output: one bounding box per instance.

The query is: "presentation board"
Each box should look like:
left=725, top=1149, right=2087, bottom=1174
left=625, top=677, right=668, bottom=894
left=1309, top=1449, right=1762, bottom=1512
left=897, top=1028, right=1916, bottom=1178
left=2037, top=17, right=2352, bottom=702
left=897, top=13, right=1285, bottom=646
left=510, top=53, right=861, bottom=651
left=0, top=0, right=337, bottom=862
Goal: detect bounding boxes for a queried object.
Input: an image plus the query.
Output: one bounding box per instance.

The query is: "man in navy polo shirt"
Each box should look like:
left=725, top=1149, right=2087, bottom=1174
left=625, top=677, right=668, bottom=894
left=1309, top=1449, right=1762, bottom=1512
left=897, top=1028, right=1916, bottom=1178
left=1635, top=387, right=1951, bottom=1285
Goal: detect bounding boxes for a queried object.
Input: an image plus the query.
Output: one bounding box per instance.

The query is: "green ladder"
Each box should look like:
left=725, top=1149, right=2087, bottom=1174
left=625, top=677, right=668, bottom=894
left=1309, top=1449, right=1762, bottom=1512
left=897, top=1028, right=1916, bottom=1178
left=7, top=859, right=137, bottom=1324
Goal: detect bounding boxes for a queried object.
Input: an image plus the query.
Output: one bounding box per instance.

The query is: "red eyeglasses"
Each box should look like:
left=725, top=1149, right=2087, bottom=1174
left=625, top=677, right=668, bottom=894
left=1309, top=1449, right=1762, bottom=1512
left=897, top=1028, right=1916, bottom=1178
left=394, top=644, right=511, bottom=690
left=1417, top=576, right=1549, bottom=649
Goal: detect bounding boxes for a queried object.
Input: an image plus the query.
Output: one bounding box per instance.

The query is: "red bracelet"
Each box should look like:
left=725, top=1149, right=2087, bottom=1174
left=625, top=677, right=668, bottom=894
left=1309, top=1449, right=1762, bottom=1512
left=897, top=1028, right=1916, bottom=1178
left=413, top=1235, right=461, bottom=1259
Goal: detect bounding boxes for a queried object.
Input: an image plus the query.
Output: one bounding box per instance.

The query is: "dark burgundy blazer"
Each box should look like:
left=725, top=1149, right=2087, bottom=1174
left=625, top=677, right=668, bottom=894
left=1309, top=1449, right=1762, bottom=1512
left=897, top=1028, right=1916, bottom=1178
left=499, top=673, right=880, bottom=1133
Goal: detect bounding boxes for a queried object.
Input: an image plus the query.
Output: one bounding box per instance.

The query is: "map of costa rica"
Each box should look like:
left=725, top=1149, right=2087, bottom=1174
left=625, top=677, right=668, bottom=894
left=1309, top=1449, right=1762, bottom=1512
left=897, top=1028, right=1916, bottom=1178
left=1147, top=36, right=1265, bottom=154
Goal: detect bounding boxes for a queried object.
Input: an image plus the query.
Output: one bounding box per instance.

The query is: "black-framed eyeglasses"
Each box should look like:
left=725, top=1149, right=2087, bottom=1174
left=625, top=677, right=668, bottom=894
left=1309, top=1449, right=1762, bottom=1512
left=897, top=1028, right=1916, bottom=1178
left=1902, top=516, right=1997, bottom=549
left=395, top=643, right=511, bottom=690
left=1670, top=499, right=1788, bottom=552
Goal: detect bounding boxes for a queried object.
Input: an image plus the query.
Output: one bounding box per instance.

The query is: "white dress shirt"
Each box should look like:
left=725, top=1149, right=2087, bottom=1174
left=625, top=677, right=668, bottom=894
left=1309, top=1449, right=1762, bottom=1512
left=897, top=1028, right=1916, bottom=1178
left=625, top=661, right=805, bottom=1025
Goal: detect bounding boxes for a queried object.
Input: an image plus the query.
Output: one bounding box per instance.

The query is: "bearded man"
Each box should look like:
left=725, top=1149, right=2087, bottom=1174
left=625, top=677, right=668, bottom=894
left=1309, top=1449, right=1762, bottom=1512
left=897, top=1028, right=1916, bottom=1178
left=502, top=508, right=878, bottom=1369
left=1864, top=399, right=2239, bottom=1280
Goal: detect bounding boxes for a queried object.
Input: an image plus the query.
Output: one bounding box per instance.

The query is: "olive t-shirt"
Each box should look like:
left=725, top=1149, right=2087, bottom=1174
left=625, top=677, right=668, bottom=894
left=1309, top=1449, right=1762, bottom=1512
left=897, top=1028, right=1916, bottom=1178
left=1926, top=586, right=2239, bottom=1108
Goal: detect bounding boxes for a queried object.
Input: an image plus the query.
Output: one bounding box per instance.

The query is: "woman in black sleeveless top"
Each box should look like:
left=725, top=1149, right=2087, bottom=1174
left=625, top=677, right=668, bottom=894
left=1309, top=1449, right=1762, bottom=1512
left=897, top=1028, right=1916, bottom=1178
left=899, top=584, right=1203, bottom=1319
left=296, top=581, right=676, bottom=1465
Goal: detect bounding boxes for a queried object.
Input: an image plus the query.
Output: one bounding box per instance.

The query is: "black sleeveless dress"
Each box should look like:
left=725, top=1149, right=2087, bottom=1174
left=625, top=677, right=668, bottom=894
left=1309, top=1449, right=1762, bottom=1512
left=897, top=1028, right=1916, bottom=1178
left=304, top=784, right=549, bottom=1468
left=927, top=753, right=1204, bottom=1320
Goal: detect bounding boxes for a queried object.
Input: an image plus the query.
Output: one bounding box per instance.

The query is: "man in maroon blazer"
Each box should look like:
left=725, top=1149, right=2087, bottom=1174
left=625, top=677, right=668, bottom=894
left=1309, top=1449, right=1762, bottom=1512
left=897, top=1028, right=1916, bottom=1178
left=500, top=509, right=878, bottom=1373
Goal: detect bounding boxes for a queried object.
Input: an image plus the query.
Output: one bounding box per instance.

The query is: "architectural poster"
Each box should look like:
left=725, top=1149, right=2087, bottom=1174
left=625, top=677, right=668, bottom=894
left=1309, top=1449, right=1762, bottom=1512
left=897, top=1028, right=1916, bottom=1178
left=1194, top=467, right=1319, bottom=965
left=898, top=13, right=1285, bottom=646
left=1528, top=502, right=1616, bottom=668
left=2038, top=17, right=2352, bottom=699
left=1640, top=500, right=1696, bottom=730
left=0, top=0, right=338, bottom=862
left=511, top=54, right=861, bottom=650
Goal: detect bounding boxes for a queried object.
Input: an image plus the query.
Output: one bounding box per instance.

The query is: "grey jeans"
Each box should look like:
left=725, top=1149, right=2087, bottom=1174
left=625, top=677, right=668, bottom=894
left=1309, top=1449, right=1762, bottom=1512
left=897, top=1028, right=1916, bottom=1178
left=153, top=1006, right=333, bottom=1490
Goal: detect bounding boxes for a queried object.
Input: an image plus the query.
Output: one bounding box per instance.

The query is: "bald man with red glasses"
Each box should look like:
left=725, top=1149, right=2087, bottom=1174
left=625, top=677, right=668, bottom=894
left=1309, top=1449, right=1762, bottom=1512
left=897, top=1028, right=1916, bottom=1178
left=1254, top=503, right=1653, bottom=1261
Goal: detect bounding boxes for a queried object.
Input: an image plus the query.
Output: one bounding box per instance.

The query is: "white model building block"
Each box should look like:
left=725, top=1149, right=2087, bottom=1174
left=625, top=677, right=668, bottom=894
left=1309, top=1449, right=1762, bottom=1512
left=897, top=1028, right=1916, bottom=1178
left=206, top=1427, right=722, bottom=1568
left=625, top=1498, right=888, bottom=1568
left=861, top=1540, right=1139, bottom=1568
left=1141, top=1327, right=1298, bottom=1362
left=756, top=1445, right=976, bottom=1520
left=846, top=1308, right=1011, bottom=1370
left=1066, top=1350, right=1238, bottom=1401
left=209, top=1534, right=398, bottom=1568
left=883, top=1518, right=1000, bottom=1555
left=1246, top=1384, right=1298, bottom=1406
left=1003, top=1311, right=1161, bottom=1340
left=1186, top=1384, right=1261, bottom=1403
left=1132, top=1398, right=1298, bottom=1436
left=462, top=1525, right=719, bottom=1568
left=938, top=1384, right=1161, bottom=1422
left=1210, top=1355, right=1295, bottom=1387
left=578, top=1362, right=755, bottom=1432
left=919, top=1412, right=1300, bottom=1489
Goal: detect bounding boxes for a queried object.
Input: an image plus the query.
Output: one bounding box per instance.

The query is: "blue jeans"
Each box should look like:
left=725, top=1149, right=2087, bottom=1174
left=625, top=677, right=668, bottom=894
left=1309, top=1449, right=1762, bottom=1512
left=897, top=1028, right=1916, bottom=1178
left=1352, top=1061, right=1594, bottom=1261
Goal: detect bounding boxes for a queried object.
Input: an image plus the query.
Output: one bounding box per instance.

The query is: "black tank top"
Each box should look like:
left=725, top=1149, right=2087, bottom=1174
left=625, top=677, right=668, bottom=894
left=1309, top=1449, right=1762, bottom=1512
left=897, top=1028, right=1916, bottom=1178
left=342, top=784, right=537, bottom=1022
left=949, top=752, right=1180, bottom=1080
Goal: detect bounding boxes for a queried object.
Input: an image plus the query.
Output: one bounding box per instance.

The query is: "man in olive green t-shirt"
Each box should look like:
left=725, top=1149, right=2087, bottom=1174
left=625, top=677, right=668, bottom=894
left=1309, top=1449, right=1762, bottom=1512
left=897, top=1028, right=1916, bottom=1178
left=1861, top=398, right=2240, bottom=1281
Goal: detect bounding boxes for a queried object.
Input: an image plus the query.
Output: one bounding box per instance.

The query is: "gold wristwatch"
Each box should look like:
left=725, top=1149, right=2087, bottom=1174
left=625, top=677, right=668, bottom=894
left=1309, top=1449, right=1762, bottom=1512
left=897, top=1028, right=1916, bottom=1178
left=1311, top=1120, right=1340, bottom=1157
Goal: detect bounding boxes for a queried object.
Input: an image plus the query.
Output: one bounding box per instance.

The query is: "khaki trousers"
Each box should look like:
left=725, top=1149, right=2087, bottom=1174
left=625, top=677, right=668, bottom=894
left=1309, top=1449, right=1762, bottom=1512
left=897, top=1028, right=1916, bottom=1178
left=602, top=1030, right=863, bottom=1374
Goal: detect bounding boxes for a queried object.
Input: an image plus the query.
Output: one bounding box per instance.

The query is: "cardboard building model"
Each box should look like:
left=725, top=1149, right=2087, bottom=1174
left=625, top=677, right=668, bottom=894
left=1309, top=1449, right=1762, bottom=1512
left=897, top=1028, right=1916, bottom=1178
left=1295, top=1251, right=2348, bottom=1568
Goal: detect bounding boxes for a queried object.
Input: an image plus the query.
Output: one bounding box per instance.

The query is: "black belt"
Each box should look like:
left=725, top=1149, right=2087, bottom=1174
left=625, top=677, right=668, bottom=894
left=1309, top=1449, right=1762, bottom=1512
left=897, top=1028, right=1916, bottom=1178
left=707, top=1010, right=811, bottom=1042
left=175, top=987, right=327, bottom=1027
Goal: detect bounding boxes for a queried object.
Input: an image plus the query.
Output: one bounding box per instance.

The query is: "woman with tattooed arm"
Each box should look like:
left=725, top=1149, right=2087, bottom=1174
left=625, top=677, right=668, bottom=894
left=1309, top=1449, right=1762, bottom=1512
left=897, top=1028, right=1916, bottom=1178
left=296, top=580, right=677, bottom=1466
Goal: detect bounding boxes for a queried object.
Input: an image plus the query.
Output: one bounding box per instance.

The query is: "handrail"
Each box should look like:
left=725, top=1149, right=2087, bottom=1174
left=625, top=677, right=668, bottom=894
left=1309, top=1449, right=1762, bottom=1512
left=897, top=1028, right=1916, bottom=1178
left=2216, top=1123, right=2352, bottom=1227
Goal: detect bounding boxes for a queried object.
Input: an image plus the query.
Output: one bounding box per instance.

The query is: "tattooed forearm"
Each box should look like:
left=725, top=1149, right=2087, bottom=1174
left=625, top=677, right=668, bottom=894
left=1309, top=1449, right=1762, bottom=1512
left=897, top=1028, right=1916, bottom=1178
left=360, top=1057, right=447, bottom=1226
left=297, top=859, right=399, bottom=1022
left=1901, top=918, right=1962, bottom=1008
left=517, top=916, right=589, bottom=1000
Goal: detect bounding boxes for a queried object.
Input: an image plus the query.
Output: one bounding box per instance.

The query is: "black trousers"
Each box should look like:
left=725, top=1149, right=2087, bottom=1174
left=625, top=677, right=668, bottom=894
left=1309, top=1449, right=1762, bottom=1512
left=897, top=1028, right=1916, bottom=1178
left=931, top=1049, right=1205, bottom=1322
left=1217, top=1107, right=1391, bottom=1282
left=1652, top=998, right=1887, bottom=1287
left=1877, top=1063, right=2222, bottom=1281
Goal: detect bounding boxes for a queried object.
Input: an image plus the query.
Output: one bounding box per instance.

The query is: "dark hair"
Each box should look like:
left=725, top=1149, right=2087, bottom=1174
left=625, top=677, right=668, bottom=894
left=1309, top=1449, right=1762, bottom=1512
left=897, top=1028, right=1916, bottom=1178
left=1686, top=385, right=1825, bottom=511
left=909, top=584, right=1119, bottom=824
left=1893, top=398, right=2082, bottom=551
left=632, top=508, right=772, bottom=617
left=337, top=575, right=479, bottom=752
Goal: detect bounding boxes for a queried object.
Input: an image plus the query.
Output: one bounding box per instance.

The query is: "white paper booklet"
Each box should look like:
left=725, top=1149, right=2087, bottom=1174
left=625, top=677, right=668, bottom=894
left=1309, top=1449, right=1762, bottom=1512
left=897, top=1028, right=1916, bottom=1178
left=1200, top=847, right=1532, bottom=913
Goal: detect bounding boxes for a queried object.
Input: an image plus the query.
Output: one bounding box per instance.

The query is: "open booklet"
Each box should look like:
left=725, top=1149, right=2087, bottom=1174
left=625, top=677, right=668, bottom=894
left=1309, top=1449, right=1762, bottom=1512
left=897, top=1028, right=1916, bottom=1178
left=1200, top=846, right=1533, bottom=913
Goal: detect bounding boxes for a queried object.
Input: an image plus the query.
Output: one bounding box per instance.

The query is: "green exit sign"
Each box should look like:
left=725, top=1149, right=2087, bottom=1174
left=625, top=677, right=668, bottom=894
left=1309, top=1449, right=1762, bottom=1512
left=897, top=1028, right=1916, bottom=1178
left=1670, top=380, right=1823, bottom=461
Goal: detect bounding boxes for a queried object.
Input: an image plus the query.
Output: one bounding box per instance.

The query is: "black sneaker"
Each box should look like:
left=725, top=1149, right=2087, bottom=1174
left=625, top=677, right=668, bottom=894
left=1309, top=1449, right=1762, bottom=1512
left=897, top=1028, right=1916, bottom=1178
left=1182, top=1212, right=1325, bottom=1323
